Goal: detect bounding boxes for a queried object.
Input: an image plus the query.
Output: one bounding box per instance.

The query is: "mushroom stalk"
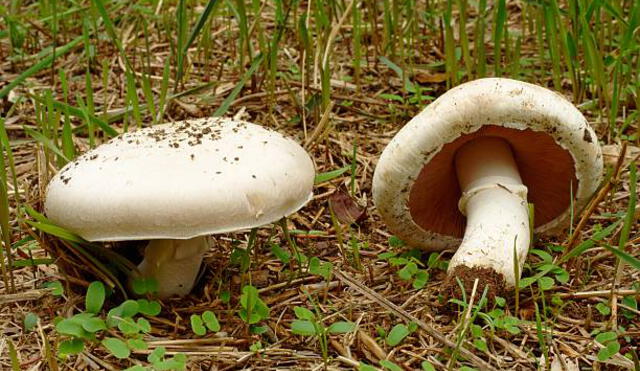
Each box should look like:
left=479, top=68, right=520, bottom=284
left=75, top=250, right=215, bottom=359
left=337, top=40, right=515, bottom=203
left=136, top=236, right=210, bottom=298
left=449, top=137, right=531, bottom=288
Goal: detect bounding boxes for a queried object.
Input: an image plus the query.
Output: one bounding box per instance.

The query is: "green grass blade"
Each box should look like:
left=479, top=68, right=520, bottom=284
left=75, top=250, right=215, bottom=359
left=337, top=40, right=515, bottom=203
left=560, top=218, right=623, bottom=263
left=23, top=127, right=70, bottom=162
left=90, top=0, right=129, bottom=68
left=315, top=166, right=350, bottom=184
left=0, top=120, right=15, bottom=290
left=618, top=162, right=637, bottom=250
left=185, top=0, right=220, bottom=52
left=213, top=53, right=265, bottom=117
left=25, top=220, right=85, bottom=244
left=30, top=95, right=118, bottom=137
left=493, top=0, right=506, bottom=75
left=601, top=245, right=640, bottom=271
left=0, top=36, right=82, bottom=99
left=175, top=0, right=188, bottom=87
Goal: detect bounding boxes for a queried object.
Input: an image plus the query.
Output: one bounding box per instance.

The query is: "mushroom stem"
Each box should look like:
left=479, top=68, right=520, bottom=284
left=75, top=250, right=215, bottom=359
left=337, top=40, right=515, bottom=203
left=136, top=236, right=210, bottom=298
left=450, top=137, right=531, bottom=288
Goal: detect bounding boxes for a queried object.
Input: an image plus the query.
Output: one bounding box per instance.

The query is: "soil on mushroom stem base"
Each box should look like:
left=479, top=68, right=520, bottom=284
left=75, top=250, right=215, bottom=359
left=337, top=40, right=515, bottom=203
left=444, top=265, right=507, bottom=304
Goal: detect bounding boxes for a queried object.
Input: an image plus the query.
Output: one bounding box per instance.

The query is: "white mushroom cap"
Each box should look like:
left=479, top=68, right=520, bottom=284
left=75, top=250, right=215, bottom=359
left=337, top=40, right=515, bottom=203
left=45, top=118, right=315, bottom=241
left=372, top=78, right=603, bottom=250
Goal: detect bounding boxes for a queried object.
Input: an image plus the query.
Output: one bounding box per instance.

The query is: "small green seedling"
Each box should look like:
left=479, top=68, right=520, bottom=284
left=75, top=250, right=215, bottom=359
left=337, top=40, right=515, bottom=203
left=291, top=304, right=355, bottom=366
left=595, top=331, right=621, bottom=361
left=519, top=248, right=569, bottom=291
left=123, top=346, right=187, bottom=370
left=379, top=359, right=403, bottom=371
left=53, top=280, right=176, bottom=368
left=385, top=322, right=417, bottom=346
left=45, top=281, right=64, bottom=296
left=309, top=257, right=333, bottom=280
left=24, top=312, right=39, bottom=331
left=238, top=285, right=270, bottom=325
left=190, top=310, right=220, bottom=336
left=379, top=248, right=431, bottom=289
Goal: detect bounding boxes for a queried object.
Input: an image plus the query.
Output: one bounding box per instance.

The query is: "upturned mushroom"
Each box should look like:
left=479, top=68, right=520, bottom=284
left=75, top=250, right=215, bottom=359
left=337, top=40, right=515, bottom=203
left=373, top=78, right=602, bottom=295
left=45, top=118, right=315, bottom=298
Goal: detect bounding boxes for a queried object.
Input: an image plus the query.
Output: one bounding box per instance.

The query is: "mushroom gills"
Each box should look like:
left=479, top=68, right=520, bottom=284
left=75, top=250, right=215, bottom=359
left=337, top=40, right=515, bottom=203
left=135, top=236, right=211, bottom=297
left=449, top=136, right=531, bottom=288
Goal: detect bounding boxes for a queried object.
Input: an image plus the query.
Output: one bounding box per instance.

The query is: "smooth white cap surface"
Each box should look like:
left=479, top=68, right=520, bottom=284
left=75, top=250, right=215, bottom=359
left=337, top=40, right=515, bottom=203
left=45, top=118, right=315, bottom=241
left=372, top=78, right=603, bottom=250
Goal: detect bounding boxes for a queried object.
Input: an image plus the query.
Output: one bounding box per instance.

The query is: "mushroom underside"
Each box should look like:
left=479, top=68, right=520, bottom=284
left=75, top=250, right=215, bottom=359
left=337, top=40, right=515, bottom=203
left=409, top=125, right=578, bottom=238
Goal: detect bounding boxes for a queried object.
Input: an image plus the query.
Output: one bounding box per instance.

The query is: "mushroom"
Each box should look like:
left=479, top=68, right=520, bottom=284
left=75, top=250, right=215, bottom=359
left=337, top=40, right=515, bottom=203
left=45, top=118, right=315, bottom=298
left=372, top=78, right=602, bottom=295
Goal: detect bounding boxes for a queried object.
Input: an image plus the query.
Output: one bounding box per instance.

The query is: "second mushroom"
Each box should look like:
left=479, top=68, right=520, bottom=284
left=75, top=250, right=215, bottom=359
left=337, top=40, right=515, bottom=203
left=45, top=118, right=315, bottom=298
left=373, top=78, right=602, bottom=296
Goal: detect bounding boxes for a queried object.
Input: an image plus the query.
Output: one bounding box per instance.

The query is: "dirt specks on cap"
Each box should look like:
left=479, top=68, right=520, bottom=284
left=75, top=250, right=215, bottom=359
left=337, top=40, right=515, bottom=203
left=583, top=128, right=593, bottom=143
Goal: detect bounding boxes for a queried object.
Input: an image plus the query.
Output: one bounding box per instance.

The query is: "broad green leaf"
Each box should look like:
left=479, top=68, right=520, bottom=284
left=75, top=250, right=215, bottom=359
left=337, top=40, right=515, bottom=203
left=132, top=278, right=159, bottom=295
left=388, top=236, right=405, bottom=248
left=191, top=314, right=206, bottom=336
left=421, top=361, right=436, bottom=371
left=137, top=318, right=151, bottom=333
left=106, top=306, right=123, bottom=328
left=291, top=320, right=317, bottom=336
left=86, top=281, right=105, bottom=314
left=597, top=341, right=620, bottom=361
left=309, top=257, right=333, bottom=280
left=328, top=321, right=355, bottom=334
left=56, top=318, right=88, bottom=338
left=471, top=324, right=483, bottom=338
left=294, top=306, right=315, bottom=321
left=538, top=276, right=555, bottom=291
left=202, top=311, right=220, bottom=332
left=137, top=299, right=161, bottom=316
left=249, top=341, right=263, bottom=352
left=518, top=276, right=537, bottom=289
left=81, top=317, right=106, bottom=333
left=148, top=346, right=166, bottom=364
left=380, top=359, right=403, bottom=371
left=118, top=317, right=141, bottom=335
left=595, top=303, right=611, bottom=316
left=239, top=285, right=270, bottom=324
left=270, top=244, right=291, bottom=263
left=554, top=268, right=570, bottom=283
left=412, top=270, right=429, bottom=289
left=240, top=285, right=259, bottom=311
left=473, top=338, right=488, bottom=352
left=102, top=337, right=130, bottom=359
left=120, top=300, right=140, bottom=317
left=127, top=338, right=148, bottom=351
left=529, top=249, right=553, bottom=263
left=251, top=325, right=268, bottom=335
left=154, top=357, right=187, bottom=371
left=595, top=332, right=617, bottom=344
left=398, top=262, right=417, bottom=280
left=239, top=310, right=262, bottom=324
left=359, top=362, right=378, bottom=371
left=58, top=339, right=84, bottom=356
left=386, top=324, right=410, bottom=346
left=24, top=313, right=38, bottom=331
left=124, top=366, right=148, bottom=371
